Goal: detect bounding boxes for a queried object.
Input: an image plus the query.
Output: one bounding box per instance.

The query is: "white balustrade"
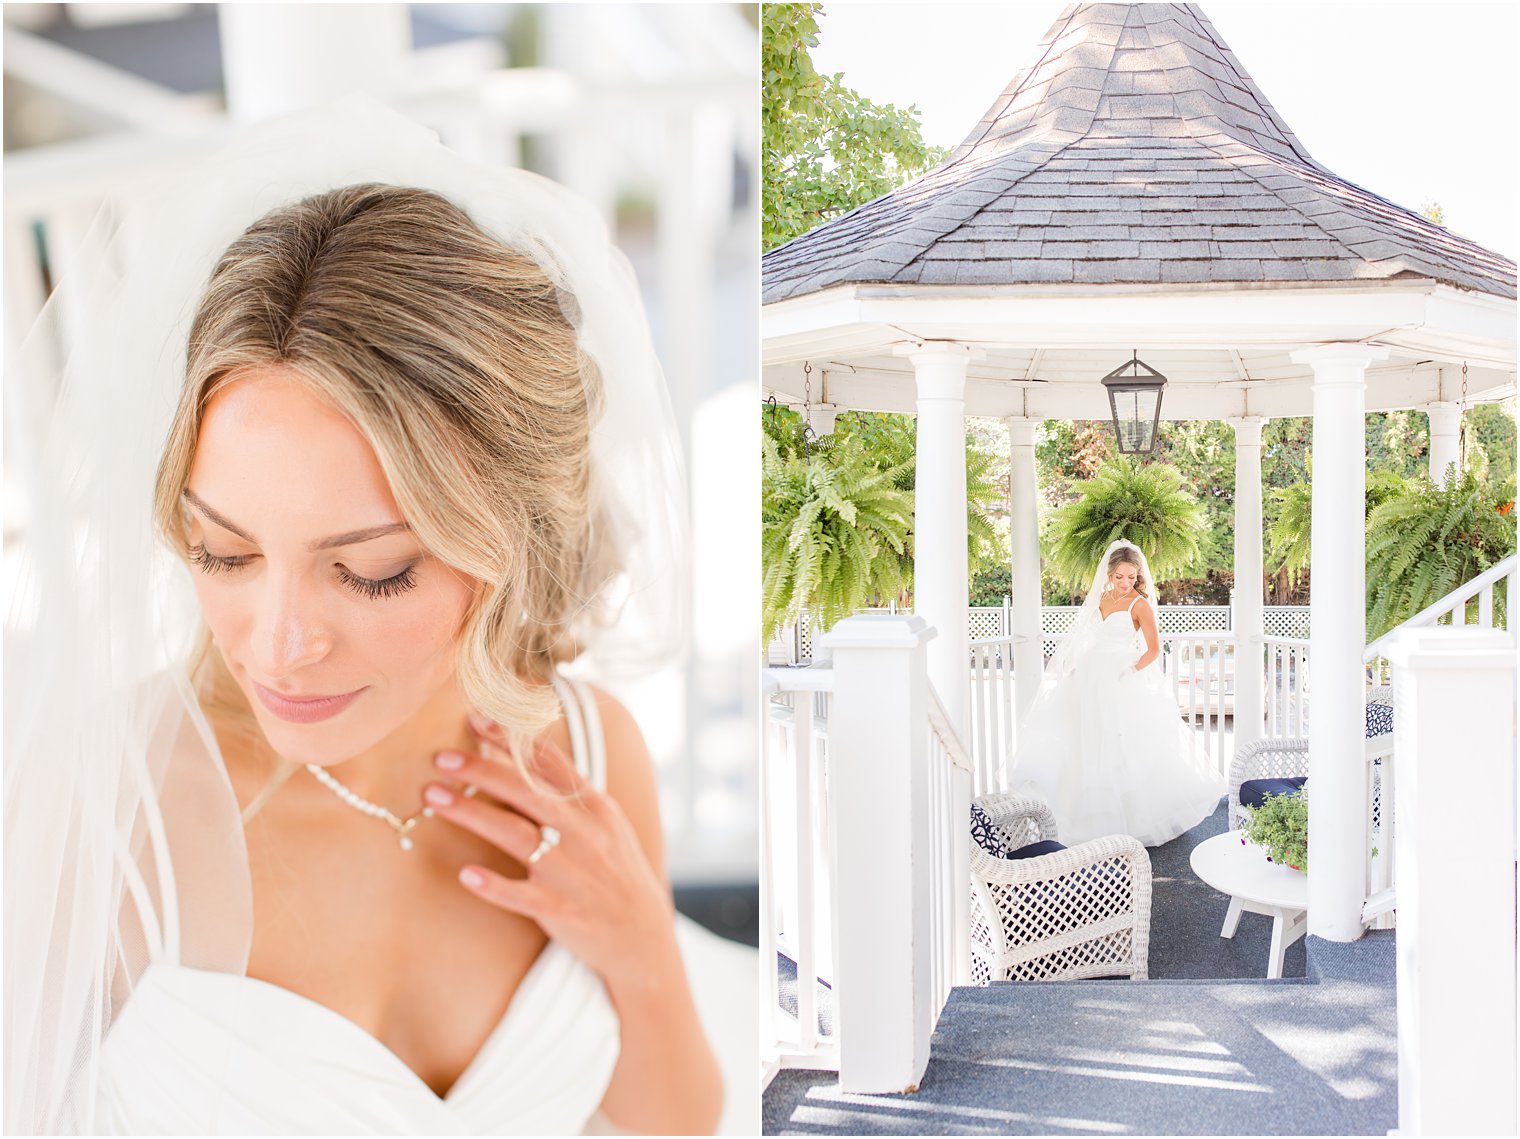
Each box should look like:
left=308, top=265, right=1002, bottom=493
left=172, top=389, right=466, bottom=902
left=1158, top=632, right=1236, bottom=775
left=760, top=666, right=837, bottom=1077
left=761, top=616, right=972, bottom=1095
left=1262, top=636, right=1311, bottom=739
left=967, top=635, right=1020, bottom=796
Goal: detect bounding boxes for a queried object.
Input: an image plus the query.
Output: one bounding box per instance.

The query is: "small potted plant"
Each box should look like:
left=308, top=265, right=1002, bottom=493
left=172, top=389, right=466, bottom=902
left=1242, top=784, right=1308, bottom=872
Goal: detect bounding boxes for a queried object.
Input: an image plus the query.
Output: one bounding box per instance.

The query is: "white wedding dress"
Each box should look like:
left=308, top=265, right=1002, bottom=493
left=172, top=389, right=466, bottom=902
left=95, top=676, right=621, bottom=1136
left=1011, top=594, right=1224, bottom=848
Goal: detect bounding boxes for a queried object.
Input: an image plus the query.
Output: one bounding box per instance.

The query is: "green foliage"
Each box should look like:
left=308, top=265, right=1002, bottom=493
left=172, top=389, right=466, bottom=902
left=760, top=406, right=1004, bottom=633
left=1044, top=456, right=1208, bottom=593
left=970, top=565, right=1012, bottom=607
left=1243, top=786, right=1309, bottom=873
left=1365, top=468, right=1516, bottom=640
left=761, top=428, right=913, bottom=643
left=762, top=4, right=946, bottom=249
left=1267, top=469, right=1408, bottom=585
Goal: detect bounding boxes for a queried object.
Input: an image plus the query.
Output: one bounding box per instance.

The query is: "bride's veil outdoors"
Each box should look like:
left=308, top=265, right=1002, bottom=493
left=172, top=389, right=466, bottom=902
left=3, top=83, right=749, bottom=1133
left=1036, top=538, right=1162, bottom=696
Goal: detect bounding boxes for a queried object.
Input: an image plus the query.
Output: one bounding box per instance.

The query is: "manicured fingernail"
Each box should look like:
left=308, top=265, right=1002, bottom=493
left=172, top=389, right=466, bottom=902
left=435, top=751, right=464, bottom=770
left=459, top=867, right=485, bottom=889
left=468, top=712, right=494, bottom=734
left=424, top=784, right=455, bottom=807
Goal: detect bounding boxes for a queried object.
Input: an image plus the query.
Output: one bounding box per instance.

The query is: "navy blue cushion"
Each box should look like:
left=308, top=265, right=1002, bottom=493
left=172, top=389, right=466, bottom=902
left=1007, top=839, right=1068, bottom=860
left=1366, top=701, right=1393, bottom=738
left=1240, top=776, right=1308, bottom=810
left=970, top=804, right=1069, bottom=861
left=970, top=803, right=1009, bottom=856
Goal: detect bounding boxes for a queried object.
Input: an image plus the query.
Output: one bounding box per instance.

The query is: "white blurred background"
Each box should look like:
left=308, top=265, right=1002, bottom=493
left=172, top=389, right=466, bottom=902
left=2, top=3, right=759, bottom=936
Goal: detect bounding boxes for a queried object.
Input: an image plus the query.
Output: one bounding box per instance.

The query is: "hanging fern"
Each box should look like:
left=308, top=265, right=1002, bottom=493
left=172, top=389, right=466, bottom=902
left=1365, top=469, right=1515, bottom=640
left=1044, top=455, right=1207, bottom=592
left=1267, top=469, right=1408, bottom=585
left=760, top=407, right=1004, bottom=641
left=761, top=431, right=914, bottom=643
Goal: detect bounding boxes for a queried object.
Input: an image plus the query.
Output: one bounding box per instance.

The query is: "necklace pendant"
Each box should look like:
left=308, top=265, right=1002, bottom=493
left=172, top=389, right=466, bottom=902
left=396, top=816, right=419, bottom=852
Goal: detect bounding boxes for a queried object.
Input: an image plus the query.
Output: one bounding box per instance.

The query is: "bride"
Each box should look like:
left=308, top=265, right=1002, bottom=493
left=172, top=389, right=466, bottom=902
left=1010, top=539, right=1224, bottom=847
left=5, top=104, right=723, bottom=1135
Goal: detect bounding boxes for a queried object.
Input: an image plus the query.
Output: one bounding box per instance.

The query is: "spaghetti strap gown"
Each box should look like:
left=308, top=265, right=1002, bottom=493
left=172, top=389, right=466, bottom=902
left=1011, top=596, right=1224, bottom=847
left=95, top=675, right=620, bottom=1135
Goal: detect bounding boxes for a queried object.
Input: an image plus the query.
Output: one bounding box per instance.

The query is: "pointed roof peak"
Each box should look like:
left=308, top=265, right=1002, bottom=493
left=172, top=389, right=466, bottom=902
left=950, top=4, right=1319, bottom=172
left=762, top=2, right=1515, bottom=304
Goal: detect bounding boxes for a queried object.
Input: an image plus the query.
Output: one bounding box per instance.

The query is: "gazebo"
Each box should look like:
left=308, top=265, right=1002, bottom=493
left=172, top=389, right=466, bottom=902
left=762, top=2, right=1516, bottom=945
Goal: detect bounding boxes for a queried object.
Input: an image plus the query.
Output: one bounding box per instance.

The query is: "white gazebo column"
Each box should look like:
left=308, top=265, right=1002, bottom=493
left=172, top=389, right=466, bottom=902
left=896, top=342, right=981, bottom=737
left=1423, top=401, right=1462, bottom=488
left=1291, top=343, right=1389, bottom=942
left=1003, top=415, right=1044, bottom=722
left=1226, top=416, right=1267, bottom=748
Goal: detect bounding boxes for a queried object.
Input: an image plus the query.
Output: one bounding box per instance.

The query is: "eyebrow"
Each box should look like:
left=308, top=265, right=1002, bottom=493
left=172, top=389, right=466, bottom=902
left=183, top=489, right=410, bottom=551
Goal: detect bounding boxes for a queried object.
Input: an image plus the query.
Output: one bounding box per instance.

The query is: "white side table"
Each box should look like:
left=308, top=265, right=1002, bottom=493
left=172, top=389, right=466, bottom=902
left=1189, top=831, right=1309, bottom=979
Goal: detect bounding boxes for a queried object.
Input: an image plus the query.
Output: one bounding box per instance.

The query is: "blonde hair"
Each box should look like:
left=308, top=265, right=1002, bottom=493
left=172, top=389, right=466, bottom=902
left=1107, top=546, right=1149, bottom=599
left=154, top=183, right=613, bottom=772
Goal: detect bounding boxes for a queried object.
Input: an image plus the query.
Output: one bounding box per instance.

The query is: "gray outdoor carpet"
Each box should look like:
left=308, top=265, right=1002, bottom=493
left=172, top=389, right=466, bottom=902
left=766, top=804, right=1397, bottom=1135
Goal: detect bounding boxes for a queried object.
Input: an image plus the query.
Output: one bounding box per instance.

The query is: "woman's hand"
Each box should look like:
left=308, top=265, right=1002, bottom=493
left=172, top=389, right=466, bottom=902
left=423, top=716, right=677, bottom=993
left=426, top=709, right=723, bottom=1134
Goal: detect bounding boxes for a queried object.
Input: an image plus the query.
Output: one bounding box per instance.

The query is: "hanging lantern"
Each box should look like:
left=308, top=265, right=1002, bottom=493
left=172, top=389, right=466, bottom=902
left=1101, top=351, right=1167, bottom=455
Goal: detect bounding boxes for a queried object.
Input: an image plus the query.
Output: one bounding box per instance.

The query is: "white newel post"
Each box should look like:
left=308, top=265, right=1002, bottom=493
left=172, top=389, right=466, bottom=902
left=819, top=615, right=937, bottom=1095
left=1292, top=343, right=1388, bottom=942
left=1383, top=628, right=1516, bottom=1136
left=1227, top=416, right=1267, bottom=748
left=897, top=342, right=980, bottom=738
left=1423, top=401, right=1462, bottom=488
left=1004, top=416, right=1044, bottom=722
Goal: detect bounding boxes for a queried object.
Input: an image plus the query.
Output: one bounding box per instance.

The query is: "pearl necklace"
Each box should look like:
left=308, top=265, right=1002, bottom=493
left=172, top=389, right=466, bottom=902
left=304, top=763, right=475, bottom=851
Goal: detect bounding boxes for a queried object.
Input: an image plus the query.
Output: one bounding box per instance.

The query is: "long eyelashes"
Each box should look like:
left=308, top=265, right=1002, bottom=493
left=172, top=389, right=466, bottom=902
left=187, top=543, right=419, bottom=600
left=187, top=544, right=249, bottom=575
left=335, top=563, right=418, bottom=600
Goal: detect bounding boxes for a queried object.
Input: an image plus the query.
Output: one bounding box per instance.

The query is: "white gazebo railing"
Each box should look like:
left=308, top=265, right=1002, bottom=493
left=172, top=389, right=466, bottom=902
left=777, top=604, right=1311, bottom=666
left=1357, top=554, right=1514, bottom=926
left=1364, top=555, right=1515, bottom=683
left=759, top=667, right=835, bottom=1079
left=760, top=615, right=971, bottom=1095
left=967, top=634, right=1020, bottom=796
left=1262, top=635, right=1311, bottom=738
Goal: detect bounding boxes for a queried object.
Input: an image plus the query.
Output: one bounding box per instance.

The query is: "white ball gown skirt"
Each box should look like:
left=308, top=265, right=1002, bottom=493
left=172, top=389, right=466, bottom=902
left=1012, top=612, right=1225, bottom=847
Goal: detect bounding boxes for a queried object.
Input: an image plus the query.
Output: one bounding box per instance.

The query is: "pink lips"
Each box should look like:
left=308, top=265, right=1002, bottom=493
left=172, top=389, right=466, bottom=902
left=252, top=681, right=367, bottom=724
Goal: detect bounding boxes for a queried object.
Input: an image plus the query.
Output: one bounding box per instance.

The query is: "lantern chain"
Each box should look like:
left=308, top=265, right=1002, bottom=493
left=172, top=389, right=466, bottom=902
left=1458, top=361, right=1469, bottom=472
left=801, top=361, right=818, bottom=459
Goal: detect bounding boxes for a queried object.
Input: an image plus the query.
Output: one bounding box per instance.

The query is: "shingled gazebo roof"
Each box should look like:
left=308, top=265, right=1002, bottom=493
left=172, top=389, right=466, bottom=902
left=763, top=3, right=1516, bottom=304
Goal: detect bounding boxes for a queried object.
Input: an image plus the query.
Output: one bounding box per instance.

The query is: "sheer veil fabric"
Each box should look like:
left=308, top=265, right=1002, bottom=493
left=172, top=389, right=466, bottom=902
left=3, top=99, right=688, bottom=1134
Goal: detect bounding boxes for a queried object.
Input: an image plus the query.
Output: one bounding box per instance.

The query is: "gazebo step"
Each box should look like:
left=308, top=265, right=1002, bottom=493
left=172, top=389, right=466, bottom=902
left=763, top=932, right=1396, bottom=1135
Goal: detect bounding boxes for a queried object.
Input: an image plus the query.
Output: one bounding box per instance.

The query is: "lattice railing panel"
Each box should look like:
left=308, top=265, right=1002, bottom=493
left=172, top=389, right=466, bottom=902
left=1264, top=607, right=1310, bottom=638
left=968, top=607, right=1007, bottom=640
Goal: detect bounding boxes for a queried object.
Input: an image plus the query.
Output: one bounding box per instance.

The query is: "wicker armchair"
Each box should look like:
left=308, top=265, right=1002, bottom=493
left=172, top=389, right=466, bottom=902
left=1228, top=737, right=1310, bottom=829
left=969, top=793, right=1153, bottom=984
left=1230, top=689, right=1395, bottom=829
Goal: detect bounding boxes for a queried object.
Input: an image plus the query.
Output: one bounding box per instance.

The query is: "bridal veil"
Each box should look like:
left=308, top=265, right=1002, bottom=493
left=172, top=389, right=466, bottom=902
left=3, top=99, right=687, bottom=1134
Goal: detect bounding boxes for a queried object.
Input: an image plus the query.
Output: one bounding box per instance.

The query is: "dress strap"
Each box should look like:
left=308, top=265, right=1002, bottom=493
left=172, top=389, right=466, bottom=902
left=548, top=673, right=609, bottom=792
left=1125, top=594, right=1141, bottom=614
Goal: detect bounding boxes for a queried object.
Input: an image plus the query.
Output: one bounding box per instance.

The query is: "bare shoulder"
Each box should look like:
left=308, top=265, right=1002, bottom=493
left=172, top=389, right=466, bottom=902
left=1131, top=594, right=1156, bottom=622
left=583, top=685, right=667, bottom=882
